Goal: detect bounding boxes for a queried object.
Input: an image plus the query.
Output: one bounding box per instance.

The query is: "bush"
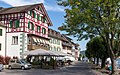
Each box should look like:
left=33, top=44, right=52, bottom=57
left=0, top=55, right=5, bottom=64
left=0, top=55, right=11, bottom=65
left=4, top=56, right=11, bottom=65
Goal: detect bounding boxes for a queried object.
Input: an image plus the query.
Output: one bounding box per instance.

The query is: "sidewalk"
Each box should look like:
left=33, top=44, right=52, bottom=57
left=90, top=63, right=120, bottom=75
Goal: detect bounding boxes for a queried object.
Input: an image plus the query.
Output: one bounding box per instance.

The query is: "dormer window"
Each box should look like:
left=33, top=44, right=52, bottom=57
left=30, top=10, right=36, bottom=18
left=37, top=7, right=42, bottom=12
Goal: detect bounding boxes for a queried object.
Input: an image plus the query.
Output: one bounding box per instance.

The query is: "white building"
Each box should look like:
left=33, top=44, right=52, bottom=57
left=0, top=22, right=6, bottom=56
left=48, top=28, right=62, bottom=51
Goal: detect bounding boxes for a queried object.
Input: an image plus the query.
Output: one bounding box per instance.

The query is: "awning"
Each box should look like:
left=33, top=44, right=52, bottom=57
left=36, top=38, right=40, bottom=42
left=33, top=38, right=37, bottom=42
left=50, top=50, right=69, bottom=56
left=22, top=49, right=57, bottom=56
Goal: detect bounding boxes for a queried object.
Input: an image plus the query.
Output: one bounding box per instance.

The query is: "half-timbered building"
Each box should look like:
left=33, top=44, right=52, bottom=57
left=0, top=3, right=52, bottom=58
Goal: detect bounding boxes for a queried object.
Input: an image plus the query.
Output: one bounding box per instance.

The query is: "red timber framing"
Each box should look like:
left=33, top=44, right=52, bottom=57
left=0, top=3, right=52, bottom=39
left=0, top=13, right=25, bottom=33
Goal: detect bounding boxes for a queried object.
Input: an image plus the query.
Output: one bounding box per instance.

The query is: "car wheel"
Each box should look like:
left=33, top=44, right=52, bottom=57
left=21, top=66, right=25, bottom=70
left=9, top=66, right=12, bottom=69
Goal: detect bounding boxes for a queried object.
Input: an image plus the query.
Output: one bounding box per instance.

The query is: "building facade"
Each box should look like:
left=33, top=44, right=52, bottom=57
left=0, top=3, right=52, bottom=58
left=0, top=22, right=6, bottom=56
left=48, top=28, right=62, bottom=51
left=61, top=34, right=73, bottom=54
left=61, top=34, right=80, bottom=60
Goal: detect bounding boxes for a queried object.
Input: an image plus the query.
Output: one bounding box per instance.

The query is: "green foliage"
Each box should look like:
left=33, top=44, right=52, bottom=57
left=58, top=0, right=120, bottom=40
left=58, top=0, right=120, bottom=57
left=58, top=0, right=120, bottom=73
left=85, top=36, right=108, bottom=59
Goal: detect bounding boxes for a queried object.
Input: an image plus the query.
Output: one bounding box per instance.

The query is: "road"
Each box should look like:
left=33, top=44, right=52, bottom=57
left=0, top=61, right=96, bottom=75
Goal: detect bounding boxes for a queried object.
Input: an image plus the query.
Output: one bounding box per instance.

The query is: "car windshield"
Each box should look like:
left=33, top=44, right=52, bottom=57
left=20, top=60, right=27, bottom=64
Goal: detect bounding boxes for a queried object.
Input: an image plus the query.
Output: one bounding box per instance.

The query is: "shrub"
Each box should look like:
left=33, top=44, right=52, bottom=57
left=4, top=56, right=11, bottom=65
left=0, top=55, right=5, bottom=64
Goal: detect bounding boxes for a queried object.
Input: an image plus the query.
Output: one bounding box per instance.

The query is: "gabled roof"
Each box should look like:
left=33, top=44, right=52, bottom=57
left=0, top=3, right=52, bottom=26
left=48, top=28, right=63, bottom=40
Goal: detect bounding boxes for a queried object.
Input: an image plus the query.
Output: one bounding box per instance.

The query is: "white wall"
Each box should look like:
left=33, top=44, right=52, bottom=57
left=49, top=37, right=62, bottom=51
left=0, top=26, right=6, bottom=56
left=6, top=32, right=28, bottom=58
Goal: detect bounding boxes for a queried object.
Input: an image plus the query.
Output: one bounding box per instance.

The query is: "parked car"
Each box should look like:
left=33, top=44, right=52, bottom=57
left=8, top=59, right=31, bottom=70
left=116, top=58, right=120, bottom=69
left=0, top=63, right=3, bottom=71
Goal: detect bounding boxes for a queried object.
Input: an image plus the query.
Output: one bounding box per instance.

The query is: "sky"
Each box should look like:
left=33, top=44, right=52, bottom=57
left=0, top=0, right=88, bottom=51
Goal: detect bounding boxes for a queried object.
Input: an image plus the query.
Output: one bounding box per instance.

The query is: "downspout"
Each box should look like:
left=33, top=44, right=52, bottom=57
left=5, top=27, right=7, bottom=57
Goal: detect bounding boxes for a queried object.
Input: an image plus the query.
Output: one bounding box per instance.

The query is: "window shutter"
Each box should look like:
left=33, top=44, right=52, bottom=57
left=43, top=18, right=46, bottom=23
left=34, top=11, right=36, bottom=18
left=0, top=43, right=1, bottom=50
left=40, top=16, right=42, bottom=21
left=0, top=29, right=2, bottom=36
left=42, top=28, right=46, bottom=34
left=28, top=22, right=30, bottom=29
left=37, top=14, right=40, bottom=20
left=10, top=21, right=13, bottom=28
left=32, top=23, right=34, bottom=30
left=30, top=10, right=32, bottom=16
left=37, top=26, right=40, bottom=32
left=15, top=20, right=19, bottom=28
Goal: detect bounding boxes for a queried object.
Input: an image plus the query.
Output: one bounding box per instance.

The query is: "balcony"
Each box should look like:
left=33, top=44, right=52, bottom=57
left=62, top=42, right=72, bottom=47
left=27, top=43, right=49, bottom=50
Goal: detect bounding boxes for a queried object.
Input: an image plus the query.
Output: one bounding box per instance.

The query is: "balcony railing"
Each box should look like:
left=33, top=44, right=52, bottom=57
left=27, top=43, right=49, bottom=50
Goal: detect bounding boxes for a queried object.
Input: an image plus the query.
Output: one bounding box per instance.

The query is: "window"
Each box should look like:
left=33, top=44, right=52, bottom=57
left=10, top=20, right=19, bottom=28
left=37, top=14, right=41, bottom=21
left=12, top=36, right=18, bottom=45
left=42, top=28, right=46, bottom=34
left=37, top=7, right=42, bottom=11
left=57, top=47, right=61, bottom=51
left=0, top=43, right=1, bottom=51
left=28, top=22, right=34, bottom=30
left=49, top=46, right=52, bottom=50
left=54, top=46, right=57, bottom=51
left=0, top=29, right=2, bottom=36
left=37, top=26, right=40, bottom=32
left=30, top=10, right=36, bottom=18
left=42, top=17, right=46, bottom=23
left=57, top=40, right=60, bottom=45
left=27, top=37, right=31, bottom=44
left=43, top=17, right=46, bottom=23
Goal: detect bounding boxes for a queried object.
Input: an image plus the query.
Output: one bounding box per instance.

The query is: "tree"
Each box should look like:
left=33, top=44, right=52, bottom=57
left=86, top=36, right=108, bottom=68
left=58, top=0, right=120, bottom=74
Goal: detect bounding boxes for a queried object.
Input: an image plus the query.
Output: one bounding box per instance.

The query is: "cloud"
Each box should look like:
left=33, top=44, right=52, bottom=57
left=1, top=0, right=64, bottom=12
left=1, top=0, right=44, bottom=6
left=45, top=5, right=64, bottom=12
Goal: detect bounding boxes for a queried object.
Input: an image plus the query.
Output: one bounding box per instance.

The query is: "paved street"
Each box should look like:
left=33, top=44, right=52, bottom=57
left=0, top=61, right=96, bottom=75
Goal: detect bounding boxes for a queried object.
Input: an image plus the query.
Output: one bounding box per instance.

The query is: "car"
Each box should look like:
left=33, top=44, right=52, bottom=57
left=0, top=63, right=3, bottom=71
left=116, top=58, right=120, bottom=69
left=8, top=59, right=31, bottom=70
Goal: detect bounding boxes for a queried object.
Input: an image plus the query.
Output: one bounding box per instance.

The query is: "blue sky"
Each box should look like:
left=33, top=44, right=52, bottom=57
left=0, top=0, right=88, bottom=51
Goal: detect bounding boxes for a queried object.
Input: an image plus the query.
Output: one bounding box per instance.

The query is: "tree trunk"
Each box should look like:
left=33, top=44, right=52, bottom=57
left=110, top=57, right=119, bottom=75
left=93, top=57, right=96, bottom=64
left=101, top=57, right=106, bottom=69
left=96, top=57, right=99, bottom=66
